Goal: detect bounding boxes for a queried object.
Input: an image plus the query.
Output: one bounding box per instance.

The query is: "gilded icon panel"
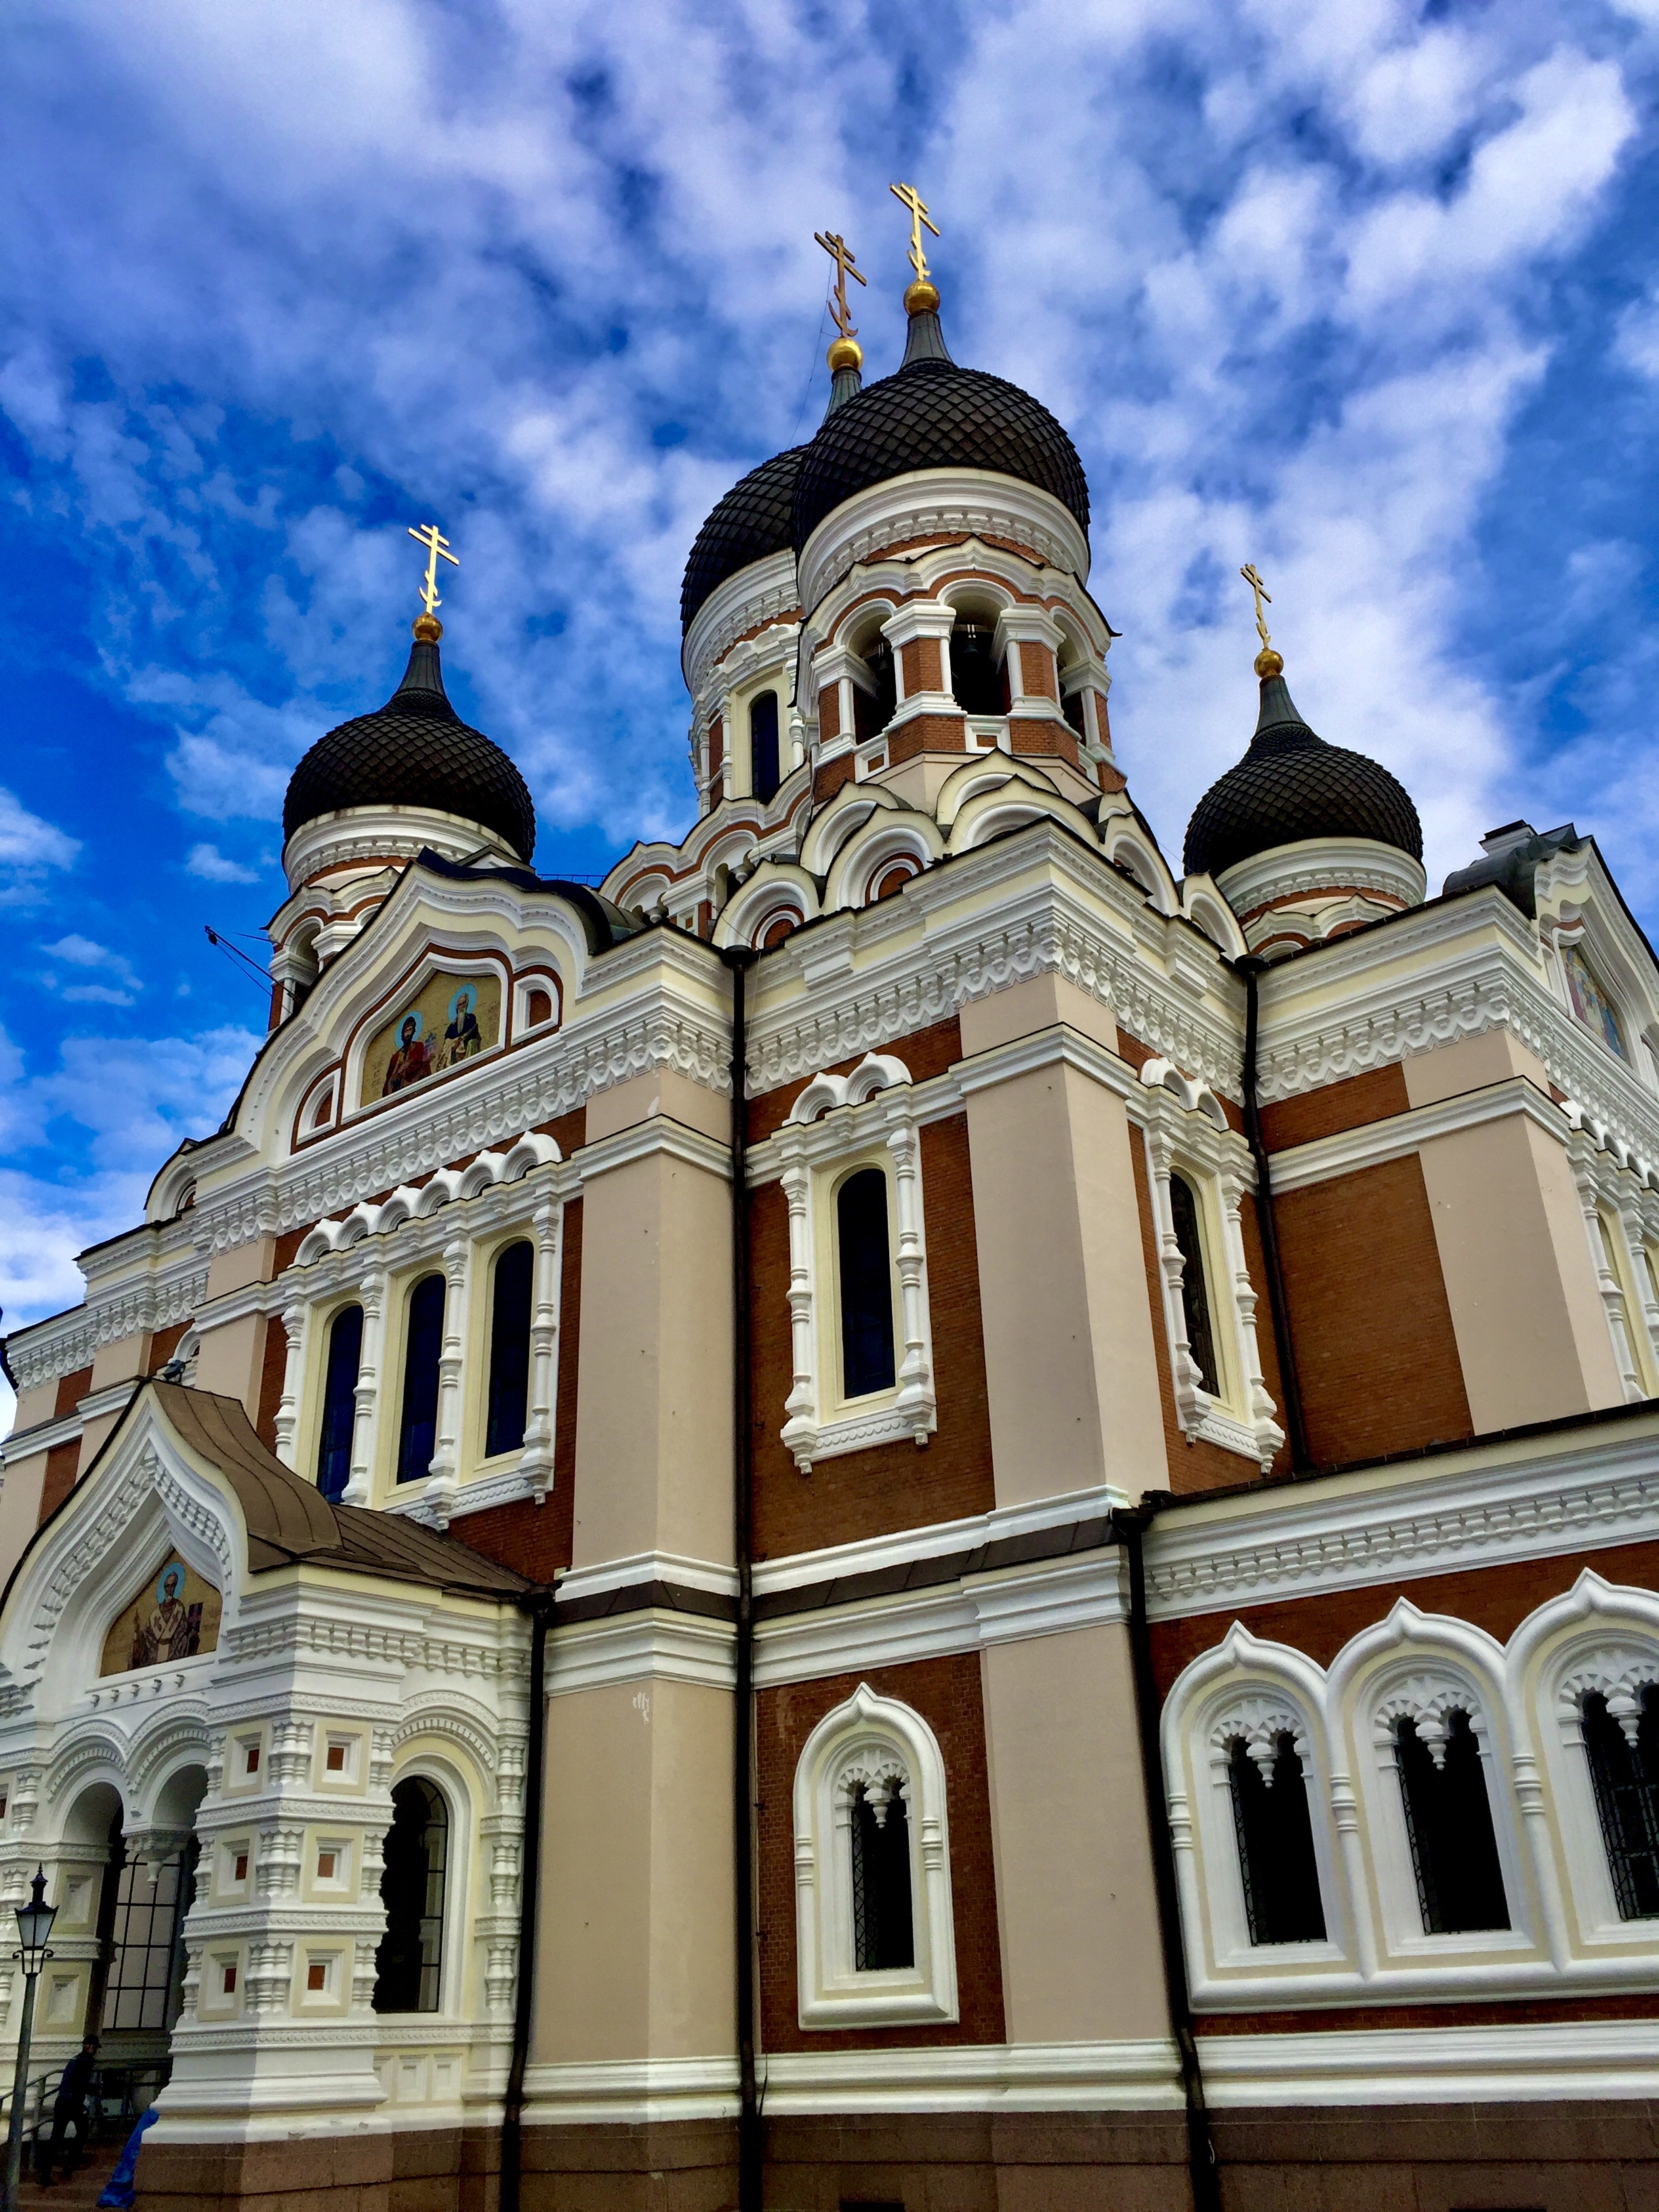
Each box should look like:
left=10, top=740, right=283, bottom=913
left=100, top=1556, right=223, bottom=1677
left=359, top=972, right=501, bottom=1107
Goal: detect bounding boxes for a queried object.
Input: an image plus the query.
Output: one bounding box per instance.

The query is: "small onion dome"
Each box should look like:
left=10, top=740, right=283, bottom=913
left=1183, top=667, right=1421, bottom=882
left=284, top=623, right=535, bottom=863
left=680, top=445, right=806, bottom=635
left=791, top=303, right=1089, bottom=554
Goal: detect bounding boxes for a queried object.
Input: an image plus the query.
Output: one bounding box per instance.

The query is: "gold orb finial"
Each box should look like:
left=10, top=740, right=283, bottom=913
left=903, top=278, right=940, bottom=316
left=827, top=333, right=863, bottom=373
left=413, top=613, right=443, bottom=644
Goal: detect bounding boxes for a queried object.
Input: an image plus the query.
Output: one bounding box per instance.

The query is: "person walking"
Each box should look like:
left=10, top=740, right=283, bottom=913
left=37, top=2034, right=99, bottom=2186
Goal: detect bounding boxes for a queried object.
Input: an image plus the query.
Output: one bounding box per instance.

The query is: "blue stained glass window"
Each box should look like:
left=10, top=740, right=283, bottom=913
left=486, top=1240, right=534, bottom=1459
left=315, top=1305, right=363, bottom=1503
left=838, top=1168, right=896, bottom=1400
left=396, top=1275, right=446, bottom=1483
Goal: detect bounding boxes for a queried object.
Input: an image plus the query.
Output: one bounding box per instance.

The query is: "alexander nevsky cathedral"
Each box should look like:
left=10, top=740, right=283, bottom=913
left=5, top=189, right=1659, bottom=2211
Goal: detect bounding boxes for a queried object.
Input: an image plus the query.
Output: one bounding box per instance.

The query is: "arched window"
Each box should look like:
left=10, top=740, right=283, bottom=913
left=1584, top=1687, right=1659, bottom=1919
left=486, top=1240, right=534, bottom=1459
left=750, top=691, right=781, bottom=804
left=1168, top=1174, right=1218, bottom=1395
left=1227, top=1732, right=1326, bottom=1944
left=396, top=1274, right=446, bottom=1484
left=1394, top=1710, right=1509, bottom=1933
left=852, top=638, right=897, bottom=743
left=373, top=1777, right=447, bottom=2013
left=851, top=1776, right=914, bottom=1970
left=315, top=1305, right=363, bottom=1503
left=836, top=1168, right=896, bottom=1400
left=949, top=619, right=1004, bottom=716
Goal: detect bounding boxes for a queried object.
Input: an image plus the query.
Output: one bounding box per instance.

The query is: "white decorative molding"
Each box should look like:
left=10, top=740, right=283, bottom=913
left=521, top=2052, right=741, bottom=2126
left=6, top=1267, right=209, bottom=1395
left=1197, top=2016, right=1659, bottom=2106
left=1264, top=1075, right=1568, bottom=1195
left=543, top=1610, right=737, bottom=1697
left=757, top=2036, right=1183, bottom=2114
left=1216, top=837, right=1427, bottom=920
left=797, top=471, right=1090, bottom=613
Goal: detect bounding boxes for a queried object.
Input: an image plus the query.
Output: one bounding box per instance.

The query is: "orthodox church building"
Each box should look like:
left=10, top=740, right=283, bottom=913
left=6, top=207, right=1659, bottom=2211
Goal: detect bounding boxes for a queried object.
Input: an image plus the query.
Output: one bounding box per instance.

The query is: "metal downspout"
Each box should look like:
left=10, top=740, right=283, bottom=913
left=1116, top=1502, right=1221, bottom=2212
left=500, top=1591, right=551, bottom=2212
left=1238, top=953, right=1311, bottom=1472
left=723, top=946, right=762, bottom=2212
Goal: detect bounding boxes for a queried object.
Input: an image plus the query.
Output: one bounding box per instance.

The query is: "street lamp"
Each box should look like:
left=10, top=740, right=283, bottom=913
left=3, top=1868, right=57, bottom=2209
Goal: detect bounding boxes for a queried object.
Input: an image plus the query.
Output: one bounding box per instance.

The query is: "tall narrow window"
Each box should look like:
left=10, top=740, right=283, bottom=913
left=852, top=639, right=897, bottom=743
left=1227, top=1734, right=1327, bottom=1944
left=485, top=1239, right=534, bottom=1459
left=315, top=1305, right=363, bottom=1502
left=1168, top=1175, right=1219, bottom=1395
left=851, top=1780, right=914, bottom=1970
left=949, top=620, right=1004, bottom=715
left=1395, top=1710, right=1510, bottom=1933
left=837, top=1168, right=896, bottom=1400
left=750, top=690, right=781, bottom=804
left=1584, top=1687, right=1659, bottom=1920
left=396, top=1275, right=446, bottom=1484
left=373, top=1778, right=447, bottom=2013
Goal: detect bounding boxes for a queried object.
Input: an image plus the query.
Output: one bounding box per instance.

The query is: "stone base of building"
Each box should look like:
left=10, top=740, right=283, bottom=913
left=128, top=2102, right=1659, bottom=2209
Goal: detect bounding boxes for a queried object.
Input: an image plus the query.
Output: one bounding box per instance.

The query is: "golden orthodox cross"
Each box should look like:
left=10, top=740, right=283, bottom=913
left=888, top=181, right=940, bottom=284
left=1240, top=562, right=1273, bottom=655
left=814, top=229, right=867, bottom=341
left=408, top=522, right=459, bottom=619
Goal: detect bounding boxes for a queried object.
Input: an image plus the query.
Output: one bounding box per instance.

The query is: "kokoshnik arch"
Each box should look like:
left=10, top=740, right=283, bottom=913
left=5, top=191, right=1659, bottom=2209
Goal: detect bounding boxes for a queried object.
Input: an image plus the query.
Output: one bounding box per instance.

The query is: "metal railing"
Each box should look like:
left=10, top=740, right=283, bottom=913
left=0, top=2062, right=167, bottom=2186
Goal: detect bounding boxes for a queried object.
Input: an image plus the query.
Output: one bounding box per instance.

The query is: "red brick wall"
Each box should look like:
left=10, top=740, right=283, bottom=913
left=255, top=1316, right=286, bottom=1449
left=1274, top=1154, right=1473, bottom=1467
left=1149, top=1535, right=1659, bottom=1694
left=756, top=1651, right=1005, bottom=2051
left=1261, top=1063, right=1409, bottom=1153
left=54, top=1367, right=92, bottom=1419
left=39, top=1441, right=80, bottom=1521
left=751, top=1113, right=994, bottom=1561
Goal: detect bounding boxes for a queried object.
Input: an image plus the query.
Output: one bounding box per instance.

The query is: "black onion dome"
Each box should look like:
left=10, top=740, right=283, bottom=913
left=283, top=633, right=535, bottom=861
left=1183, top=672, right=1421, bottom=882
left=791, top=312, right=1089, bottom=554
left=680, top=445, right=806, bottom=634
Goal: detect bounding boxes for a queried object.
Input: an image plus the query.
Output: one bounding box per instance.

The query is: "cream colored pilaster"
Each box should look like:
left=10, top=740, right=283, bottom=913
left=424, top=1234, right=472, bottom=1527
left=194, top=1237, right=277, bottom=1420
left=960, top=975, right=1166, bottom=1506
left=273, top=1296, right=308, bottom=1469
left=518, top=1195, right=562, bottom=1504
left=979, top=1622, right=1172, bottom=2047
left=779, top=1155, right=815, bottom=1470
left=1567, top=1138, right=1645, bottom=1404
left=885, top=1109, right=933, bottom=1441
left=343, top=1261, right=389, bottom=1507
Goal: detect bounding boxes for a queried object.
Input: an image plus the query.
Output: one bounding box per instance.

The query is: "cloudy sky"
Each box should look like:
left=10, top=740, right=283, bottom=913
left=3, top=0, right=1659, bottom=1410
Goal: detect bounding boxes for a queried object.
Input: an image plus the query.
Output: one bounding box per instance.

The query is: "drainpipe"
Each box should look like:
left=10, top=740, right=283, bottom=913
left=722, top=947, right=762, bottom=2212
left=1115, top=1502, right=1221, bottom=2212
left=500, top=1590, right=551, bottom=2212
left=1238, top=954, right=1311, bottom=1473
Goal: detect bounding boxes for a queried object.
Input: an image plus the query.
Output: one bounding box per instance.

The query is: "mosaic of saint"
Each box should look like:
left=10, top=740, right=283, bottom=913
left=100, top=1556, right=222, bottom=1677
left=1563, top=944, right=1626, bottom=1060
left=360, top=972, right=501, bottom=1108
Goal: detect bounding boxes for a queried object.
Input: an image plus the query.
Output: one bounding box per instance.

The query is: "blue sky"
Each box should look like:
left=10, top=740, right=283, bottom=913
left=3, top=0, right=1659, bottom=1417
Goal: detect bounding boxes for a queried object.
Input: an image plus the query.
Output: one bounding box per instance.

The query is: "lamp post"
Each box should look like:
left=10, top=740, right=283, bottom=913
left=3, top=1868, right=57, bottom=2209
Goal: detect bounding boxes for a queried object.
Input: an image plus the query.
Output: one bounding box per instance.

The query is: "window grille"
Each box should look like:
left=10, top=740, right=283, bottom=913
left=1583, top=1687, right=1659, bottom=1920
left=315, top=1304, right=363, bottom=1502
left=1226, top=1732, right=1326, bottom=1944
left=851, top=1780, right=914, bottom=1971
left=373, top=1778, right=447, bottom=2013
left=102, top=1841, right=197, bottom=2033
left=750, top=691, right=781, bottom=804
left=1168, top=1174, right=1219, bottom=1395
left=1394, top=1710, right=1510, bottom=1933
left=485, top=1240, right=534, bottom=1458
left=949, top=621, right=1004, bottom=716
left=837, top=1169, right=897, bottom=1399
left=396, top=1274, right=446, bottom=1483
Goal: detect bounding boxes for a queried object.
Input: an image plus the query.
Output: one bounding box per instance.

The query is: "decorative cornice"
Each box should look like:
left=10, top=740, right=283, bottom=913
left=544, top=1609, right=737, bottom=1696
left=5, top=1268, right=208, bottom=1393
left=681, top=550, right=800, bottom=703
left=798, top=470, right=1091, bottom=614
left=1196, top=2017, right=1659, bottom=2107
left=1218, top=837, right=1426, bottom=920
left=1143, top=1415, right=1659, bottom=1622
left=756, top=2037, right=1182, bottom=2115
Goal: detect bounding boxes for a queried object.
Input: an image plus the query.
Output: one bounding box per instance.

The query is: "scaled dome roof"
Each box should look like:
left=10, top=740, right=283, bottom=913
left=1183, top=672, right=1421, bottom=883
left=792, top=339, right=1090, bottom=553
left=680, top=445, right=805, bottom=634
left=284, top=632, right=536, bottom=863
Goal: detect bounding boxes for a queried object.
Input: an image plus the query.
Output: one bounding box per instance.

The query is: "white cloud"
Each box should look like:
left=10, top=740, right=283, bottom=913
left=39, top=934, right=141, bottom=1007
left=186, top=841, right=260, bottom=883
left=0, top=789, right=79, bottom=906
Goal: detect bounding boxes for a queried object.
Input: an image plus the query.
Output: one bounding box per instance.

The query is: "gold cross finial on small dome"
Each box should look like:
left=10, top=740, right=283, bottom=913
left=889, top=180, right=941, bottom=312
left=815, top=229, right=867, bottom=371
left=408, top=522, right=459, bottom=639
left=1240, top=563, right=1282, bottom=678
